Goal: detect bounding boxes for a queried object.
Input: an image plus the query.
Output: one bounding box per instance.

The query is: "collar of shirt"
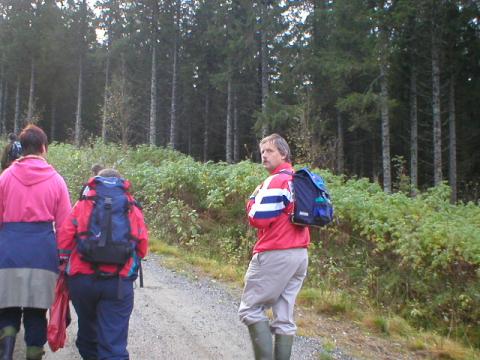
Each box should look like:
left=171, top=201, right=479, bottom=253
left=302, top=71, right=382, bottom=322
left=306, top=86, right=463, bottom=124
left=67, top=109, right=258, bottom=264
left=270, top=162, right=293, bottom=175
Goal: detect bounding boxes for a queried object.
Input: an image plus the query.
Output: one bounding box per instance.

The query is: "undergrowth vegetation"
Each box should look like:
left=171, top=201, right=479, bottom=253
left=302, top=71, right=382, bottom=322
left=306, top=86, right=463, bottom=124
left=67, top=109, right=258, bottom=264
left=46, top=141, right=480, bottom=357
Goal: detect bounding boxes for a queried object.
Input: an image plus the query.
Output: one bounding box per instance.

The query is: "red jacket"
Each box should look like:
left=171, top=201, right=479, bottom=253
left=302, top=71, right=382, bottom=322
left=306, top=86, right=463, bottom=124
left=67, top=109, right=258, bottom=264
left=57, top=177, right=148, bottom=278
left=246, top=162, right=310, bottom=254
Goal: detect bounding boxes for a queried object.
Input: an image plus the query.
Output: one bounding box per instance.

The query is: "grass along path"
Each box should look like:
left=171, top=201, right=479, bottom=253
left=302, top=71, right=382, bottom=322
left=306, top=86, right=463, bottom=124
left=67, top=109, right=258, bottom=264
left=151, top=240, right=479, bottom=360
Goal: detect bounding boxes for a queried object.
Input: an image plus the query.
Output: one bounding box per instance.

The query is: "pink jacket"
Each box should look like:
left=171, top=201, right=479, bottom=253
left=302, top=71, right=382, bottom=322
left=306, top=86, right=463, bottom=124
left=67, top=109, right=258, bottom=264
left=0, top=156, right=71, bottom=231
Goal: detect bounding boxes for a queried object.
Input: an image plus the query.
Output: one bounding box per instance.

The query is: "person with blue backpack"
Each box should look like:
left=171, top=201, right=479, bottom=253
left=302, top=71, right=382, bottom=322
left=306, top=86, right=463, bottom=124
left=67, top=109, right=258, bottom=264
left=57, top=168, right=148, bottom=360
left=238, top=133, right=310, bottom=360
left=1, top=133, right=23, bottom=171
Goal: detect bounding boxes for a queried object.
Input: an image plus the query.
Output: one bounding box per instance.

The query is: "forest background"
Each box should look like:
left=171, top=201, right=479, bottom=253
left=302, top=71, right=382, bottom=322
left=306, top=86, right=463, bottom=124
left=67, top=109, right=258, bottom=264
left=0, top=1, right=480, bottom=357
left=0, top=0, right=479, bottom=201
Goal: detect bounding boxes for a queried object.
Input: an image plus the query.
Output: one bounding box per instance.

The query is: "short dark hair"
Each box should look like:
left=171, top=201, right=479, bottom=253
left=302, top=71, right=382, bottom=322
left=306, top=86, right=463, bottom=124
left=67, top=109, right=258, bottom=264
left=8, top=133, right=16, bottom=142
left=19, top=124, right=48, bottom=156
left=91, top=163, right=104, bottom=176
left=259, top=133, right=292, bottom=163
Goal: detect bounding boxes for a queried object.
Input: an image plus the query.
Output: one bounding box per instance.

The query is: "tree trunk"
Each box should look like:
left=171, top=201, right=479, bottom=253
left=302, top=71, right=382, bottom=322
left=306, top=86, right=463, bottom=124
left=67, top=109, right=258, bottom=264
left=336, top=110, right=344, bottom=174
left=187, top=117, right=192, bottom=155
left=74, top=57, right=83, bottom=147
left=102, top=53, right=110, bottom=143
left=149, top=45, right=157, bottom=146
left=380, top=62, right=391, bottom=193
left=372, top=137, right=379, bottom=183
left=233, top=88, right=239, bottom=163
left=27, top=59, right=35, bottom=121
left=448, top=75, right=457, bottom=203
left=260, top=2, right=268, bottom=137
left=226, top=77, right=233, bottom=163
left=410, top=65, right=418, bottom=196
left=50, top=96, right=56, bottom=142
left=353, top=131, right=360, bottom=176
left=75, top=0, right=87, bottom=147
left=120, top=54, right=128, bottom=147
left=0, top=69, right=3, bottom=136
left=14, top=77, right=20, bottom=134
left=1, top=80, right=7, bottom=135
left=432, top=29, right=442, bottom=186
left=169, top=40, right=178, bottom=149
left=203, top=90, right=209, bottom=162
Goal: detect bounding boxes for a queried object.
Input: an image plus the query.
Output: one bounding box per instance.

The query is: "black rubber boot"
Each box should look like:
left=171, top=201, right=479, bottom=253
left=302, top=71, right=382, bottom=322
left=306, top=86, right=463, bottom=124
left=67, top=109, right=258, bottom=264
left=247, top=321, right=273, bottom=360
left=26, top=346, right=44, bottom=360
left=0, top=326, right=17, bottom=360
left=274, top=334, right=294, bottom=360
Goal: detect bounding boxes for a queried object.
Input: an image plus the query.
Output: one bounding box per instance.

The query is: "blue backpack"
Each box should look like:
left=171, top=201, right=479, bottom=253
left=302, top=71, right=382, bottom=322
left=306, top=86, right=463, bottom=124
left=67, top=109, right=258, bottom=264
left=8, top=141, right=22, bottom=162
left=289, top=168, right=334, bottom=227
left=76, top=177, right=135, bottom=268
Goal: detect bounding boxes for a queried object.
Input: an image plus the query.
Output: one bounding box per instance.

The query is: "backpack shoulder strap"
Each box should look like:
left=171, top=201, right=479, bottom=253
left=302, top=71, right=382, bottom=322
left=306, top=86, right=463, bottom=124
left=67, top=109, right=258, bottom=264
left=79, top=184, right=98, bottom=201
left=125, top=191, right=142, bottom=210
left=75, top=188, right=96, bottom=237
left=98, top=196, right=113, bottom=247
left=279, top=169, right=294, bottom=175
left=8, top=141, right=21, bottom=161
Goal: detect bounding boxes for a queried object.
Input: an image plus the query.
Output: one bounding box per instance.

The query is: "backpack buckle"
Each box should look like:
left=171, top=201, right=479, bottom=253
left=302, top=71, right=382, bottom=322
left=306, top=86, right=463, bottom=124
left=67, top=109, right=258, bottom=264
left=104, top=197, right=113, bottom=209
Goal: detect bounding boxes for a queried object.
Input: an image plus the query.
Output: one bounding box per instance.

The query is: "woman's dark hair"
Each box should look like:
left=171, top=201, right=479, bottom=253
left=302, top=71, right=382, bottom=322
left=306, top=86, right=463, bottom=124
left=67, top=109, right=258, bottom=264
left=91, top=163, right=104, bottom=176
left=19, top=124, right=48, bottom=156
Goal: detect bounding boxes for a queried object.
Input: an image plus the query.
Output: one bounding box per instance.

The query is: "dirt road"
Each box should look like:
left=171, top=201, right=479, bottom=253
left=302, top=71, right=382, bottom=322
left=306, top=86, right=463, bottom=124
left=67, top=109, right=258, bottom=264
left=14, top=255, right=334, bottom=359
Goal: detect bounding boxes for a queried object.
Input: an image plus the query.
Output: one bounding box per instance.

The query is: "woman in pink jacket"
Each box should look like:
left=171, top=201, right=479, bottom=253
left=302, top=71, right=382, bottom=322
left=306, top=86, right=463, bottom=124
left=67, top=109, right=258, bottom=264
left=0, top=125, right=71, bottom=360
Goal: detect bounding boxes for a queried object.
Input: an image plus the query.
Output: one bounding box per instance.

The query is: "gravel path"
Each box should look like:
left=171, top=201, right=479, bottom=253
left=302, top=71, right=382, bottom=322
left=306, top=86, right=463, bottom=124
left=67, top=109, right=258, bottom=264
left=14, top=254, right=355, bottom=359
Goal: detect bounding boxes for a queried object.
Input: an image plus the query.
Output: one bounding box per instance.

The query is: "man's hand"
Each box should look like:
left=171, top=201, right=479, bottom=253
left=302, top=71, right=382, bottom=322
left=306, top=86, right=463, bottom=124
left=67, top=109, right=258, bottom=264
left=58, top=257, right=69, bottom=273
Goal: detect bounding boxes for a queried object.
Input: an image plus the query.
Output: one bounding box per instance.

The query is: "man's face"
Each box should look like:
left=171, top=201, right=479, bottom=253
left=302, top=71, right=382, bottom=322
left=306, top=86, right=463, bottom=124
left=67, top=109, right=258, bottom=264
left=260, top=141, right=286, bottom=172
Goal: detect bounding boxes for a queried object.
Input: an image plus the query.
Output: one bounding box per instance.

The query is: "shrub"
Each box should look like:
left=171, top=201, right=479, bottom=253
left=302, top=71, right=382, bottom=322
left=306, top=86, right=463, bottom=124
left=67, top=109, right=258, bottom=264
left=44, top=141, right=480, bottom=349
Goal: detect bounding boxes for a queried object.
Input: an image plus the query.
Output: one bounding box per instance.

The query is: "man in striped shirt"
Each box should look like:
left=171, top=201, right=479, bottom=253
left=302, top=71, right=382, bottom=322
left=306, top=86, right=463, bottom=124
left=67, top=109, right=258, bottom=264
left=239, top=134, right=310, bottom=360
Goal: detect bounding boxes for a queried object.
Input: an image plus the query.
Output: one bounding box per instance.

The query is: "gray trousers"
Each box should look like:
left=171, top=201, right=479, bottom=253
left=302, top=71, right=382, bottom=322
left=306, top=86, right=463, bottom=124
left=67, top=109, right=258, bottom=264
left=238, top=248, right=308, bottom=335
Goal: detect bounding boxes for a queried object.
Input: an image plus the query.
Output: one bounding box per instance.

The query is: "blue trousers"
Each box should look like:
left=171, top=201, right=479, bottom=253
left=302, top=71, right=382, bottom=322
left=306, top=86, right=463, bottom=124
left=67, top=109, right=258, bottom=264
left=0, top=307, right=47, bottom=346
left=67, top=275, right=134, bottom=360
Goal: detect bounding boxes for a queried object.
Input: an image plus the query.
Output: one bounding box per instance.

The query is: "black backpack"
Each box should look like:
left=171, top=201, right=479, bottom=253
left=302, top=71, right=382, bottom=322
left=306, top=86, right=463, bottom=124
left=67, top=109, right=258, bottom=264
left=76, top=177, right=135, bottom=268
left=288, top=168, right=334, bottom=227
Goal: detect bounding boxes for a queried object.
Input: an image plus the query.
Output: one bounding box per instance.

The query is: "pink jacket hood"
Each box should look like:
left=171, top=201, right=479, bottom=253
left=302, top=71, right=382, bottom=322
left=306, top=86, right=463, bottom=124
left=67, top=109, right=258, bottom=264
left=9, top=157, right=57, bottom=186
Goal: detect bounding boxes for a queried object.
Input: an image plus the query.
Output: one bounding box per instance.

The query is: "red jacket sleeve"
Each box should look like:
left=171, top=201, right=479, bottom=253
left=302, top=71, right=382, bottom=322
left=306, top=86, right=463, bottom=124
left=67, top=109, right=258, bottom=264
left=246, top=173, right=293, bottom=229
left=54, top=175, right=72, bottom=232
left=57, top=201, right=84, bottom=261
left=129, top=204, right=149, bottom=259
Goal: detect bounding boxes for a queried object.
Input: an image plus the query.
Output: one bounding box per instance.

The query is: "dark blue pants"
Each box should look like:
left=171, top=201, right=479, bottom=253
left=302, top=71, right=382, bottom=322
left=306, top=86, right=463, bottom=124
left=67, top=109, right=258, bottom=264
left=0, top=307, right=47, bottom=346
left=67, top=275, right=134, bottom=360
